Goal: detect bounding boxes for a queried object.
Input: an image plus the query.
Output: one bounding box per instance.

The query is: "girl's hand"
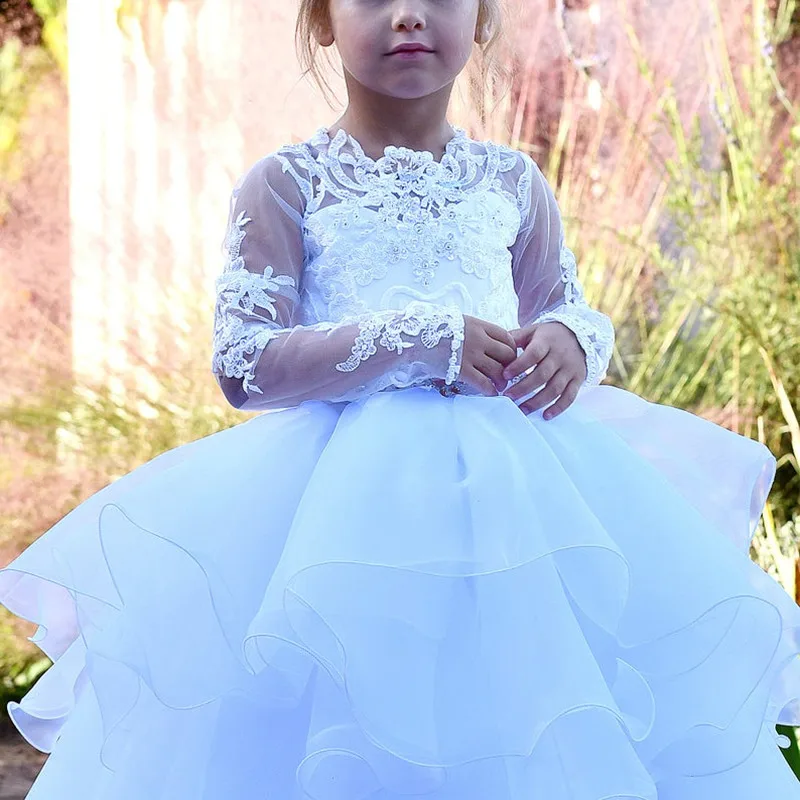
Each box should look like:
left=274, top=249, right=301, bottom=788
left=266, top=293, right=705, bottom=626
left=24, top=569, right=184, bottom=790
left=457, top=314, right=518, bottom=396
left=500, top=322, right=587, bottom=419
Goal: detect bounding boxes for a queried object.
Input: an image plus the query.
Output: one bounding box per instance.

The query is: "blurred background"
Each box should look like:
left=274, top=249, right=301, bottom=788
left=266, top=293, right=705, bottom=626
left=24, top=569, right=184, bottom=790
left=0, top=0, right=797, bottom=794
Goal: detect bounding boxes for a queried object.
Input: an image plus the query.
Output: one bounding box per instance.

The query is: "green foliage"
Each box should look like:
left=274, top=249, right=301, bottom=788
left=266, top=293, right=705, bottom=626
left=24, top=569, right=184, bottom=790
left=0, top=0, right=65, bottom=220
left=0, top=611, right=50, bottom=715
left=0, top=37, right=49, bottom=218
left=779, top=722, right=800, bottom=778
left=629, top=0, right=799, bottom=526
left=29, top=0, right=67, bottom=74
left=549, top=0, right=798, bottom=529
left=0, top=309, right=245, bottom=482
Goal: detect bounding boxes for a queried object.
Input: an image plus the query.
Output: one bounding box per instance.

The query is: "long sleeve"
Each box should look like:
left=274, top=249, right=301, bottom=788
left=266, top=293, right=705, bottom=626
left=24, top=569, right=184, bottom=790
left=509, top=152, right=614, bottom=387
left=211, top=156, right=465, bottom=411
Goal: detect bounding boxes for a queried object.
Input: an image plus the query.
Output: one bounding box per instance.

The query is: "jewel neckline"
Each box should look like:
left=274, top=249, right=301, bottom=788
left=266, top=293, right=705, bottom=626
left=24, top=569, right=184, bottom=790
left=313, top=124, right=469, bottom=167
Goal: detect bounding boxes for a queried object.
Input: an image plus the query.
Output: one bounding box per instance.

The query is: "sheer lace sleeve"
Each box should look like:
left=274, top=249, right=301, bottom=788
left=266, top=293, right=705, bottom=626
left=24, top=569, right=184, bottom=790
left=509, top=152, right=614, bottom=387
left=211, top=156, right=465, bottom=411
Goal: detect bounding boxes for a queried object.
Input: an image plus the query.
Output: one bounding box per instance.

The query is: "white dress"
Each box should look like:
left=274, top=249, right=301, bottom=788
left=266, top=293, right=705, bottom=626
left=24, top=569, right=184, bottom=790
left=3, top=125, right=800, bottom=800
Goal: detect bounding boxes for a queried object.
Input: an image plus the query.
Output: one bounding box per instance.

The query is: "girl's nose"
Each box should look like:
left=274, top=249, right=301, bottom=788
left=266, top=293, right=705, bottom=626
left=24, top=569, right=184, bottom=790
left=392, top=3, right=427, bottom=32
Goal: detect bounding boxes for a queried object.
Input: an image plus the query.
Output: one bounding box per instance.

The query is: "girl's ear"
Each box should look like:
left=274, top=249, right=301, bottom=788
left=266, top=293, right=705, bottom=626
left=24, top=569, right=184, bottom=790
left=314, top=16, right=335, bottom=47
left=474, top=22, right=491, bottom=45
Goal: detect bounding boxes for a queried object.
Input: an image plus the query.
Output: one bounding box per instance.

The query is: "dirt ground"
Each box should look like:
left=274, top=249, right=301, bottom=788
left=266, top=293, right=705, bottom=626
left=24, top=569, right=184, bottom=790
left=0, top=734, right=46, bottom=800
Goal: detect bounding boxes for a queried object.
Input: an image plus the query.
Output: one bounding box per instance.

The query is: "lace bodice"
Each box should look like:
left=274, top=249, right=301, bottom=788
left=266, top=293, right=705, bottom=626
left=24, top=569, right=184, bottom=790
left=211, top=126, right=615, bottom=411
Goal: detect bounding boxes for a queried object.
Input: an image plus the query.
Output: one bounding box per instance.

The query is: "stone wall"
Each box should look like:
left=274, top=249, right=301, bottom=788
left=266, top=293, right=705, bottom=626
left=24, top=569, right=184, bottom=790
left=67, top=0, right=350, bottom=395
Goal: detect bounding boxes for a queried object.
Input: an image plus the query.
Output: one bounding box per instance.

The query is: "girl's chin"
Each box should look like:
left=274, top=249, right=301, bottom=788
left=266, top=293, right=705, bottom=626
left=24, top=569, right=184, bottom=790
left=370, top=80, right=454, bottom=101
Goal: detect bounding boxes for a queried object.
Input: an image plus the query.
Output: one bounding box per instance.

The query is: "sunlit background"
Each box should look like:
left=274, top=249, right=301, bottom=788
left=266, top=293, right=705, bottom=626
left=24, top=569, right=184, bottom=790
left=0, top=0, right=798, bottom=792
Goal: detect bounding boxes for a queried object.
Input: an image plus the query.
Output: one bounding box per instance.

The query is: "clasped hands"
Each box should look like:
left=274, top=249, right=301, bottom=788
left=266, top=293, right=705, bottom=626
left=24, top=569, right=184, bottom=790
left=458, top=314, right=586, bottom=420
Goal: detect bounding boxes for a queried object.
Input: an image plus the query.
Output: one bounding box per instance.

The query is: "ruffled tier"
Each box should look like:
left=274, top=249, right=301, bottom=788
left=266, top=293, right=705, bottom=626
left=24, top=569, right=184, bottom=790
left=2, top=385, right=800, bottom=799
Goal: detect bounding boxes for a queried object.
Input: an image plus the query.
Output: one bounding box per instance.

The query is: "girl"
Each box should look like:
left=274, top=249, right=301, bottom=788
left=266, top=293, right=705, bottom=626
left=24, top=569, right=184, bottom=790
left=3, top=0, right=800, bottom=798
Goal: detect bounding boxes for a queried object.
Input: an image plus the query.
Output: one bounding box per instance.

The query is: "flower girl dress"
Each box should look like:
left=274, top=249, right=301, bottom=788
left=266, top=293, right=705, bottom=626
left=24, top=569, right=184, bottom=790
left=3, top=126, right=800, bottom=799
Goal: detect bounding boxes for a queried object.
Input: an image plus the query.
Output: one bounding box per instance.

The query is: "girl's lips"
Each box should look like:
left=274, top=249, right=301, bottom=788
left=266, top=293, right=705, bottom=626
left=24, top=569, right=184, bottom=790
left=387, top=42, right=434, bottom=54
left=388, top=49, right=433, bottom=60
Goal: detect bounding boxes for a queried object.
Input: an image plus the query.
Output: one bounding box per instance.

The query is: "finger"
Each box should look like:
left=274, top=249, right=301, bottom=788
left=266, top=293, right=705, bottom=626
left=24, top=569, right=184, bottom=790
left=502, top=351, right=558, bottom=397
left=484, top=337, right=518, bottom=368
left=539, top=379, right=581, bottom=420
left=483, top=321, right=518, bottom=351
left=477, top=355, right=512, bottom=392
left=501, top=329, right=518, bottom=351
left=508, top=323, right=539, bottom=349
left=520, top=374, right=570, bottom=415
left=503, top=337, right=550, bottom=381
left=481, top=355, right=519, bottom=393
left=503, top=358, right=558, bottom=402
left=463, top=365, right=499, bottom=397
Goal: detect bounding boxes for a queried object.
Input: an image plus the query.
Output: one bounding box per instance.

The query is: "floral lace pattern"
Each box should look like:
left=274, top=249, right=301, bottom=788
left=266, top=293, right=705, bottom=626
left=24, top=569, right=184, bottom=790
left=211, top=126, right=615, bottom=406
left=301, top=126, right=504, bottom=217
left=335, top=303, right=465, bottom=386
left=212, top=212, right=302, bottom=395
left=276, top=129, right=522, bottom=327
left=213, top=211, right=466, bottom=397
left=533, top=246, right=615, bottom=386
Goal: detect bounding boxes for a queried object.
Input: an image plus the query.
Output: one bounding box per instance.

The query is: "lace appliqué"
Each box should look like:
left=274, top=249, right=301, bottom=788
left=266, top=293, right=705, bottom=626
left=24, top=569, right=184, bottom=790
left=534, top=245, right=615, bottom=386
left=213, top=211, right=467, bottom=397
left=276, top=132, right=522, bottom=292
left=335, top=302, right=465, bottom=386
left=308, top=126, right=492, bottom=225
left=217, top=213, right=297, bottom=316
left=212, top=211, right=300, bottom=395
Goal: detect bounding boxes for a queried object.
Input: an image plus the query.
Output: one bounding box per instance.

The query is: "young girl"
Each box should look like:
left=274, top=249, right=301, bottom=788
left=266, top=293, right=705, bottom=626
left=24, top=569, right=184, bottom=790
left=3, top=0, right=800, bottom=797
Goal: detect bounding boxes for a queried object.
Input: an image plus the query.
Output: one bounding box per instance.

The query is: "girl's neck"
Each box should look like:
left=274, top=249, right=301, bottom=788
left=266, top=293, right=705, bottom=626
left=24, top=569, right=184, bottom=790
left=330, top=75, right=456, bottom=161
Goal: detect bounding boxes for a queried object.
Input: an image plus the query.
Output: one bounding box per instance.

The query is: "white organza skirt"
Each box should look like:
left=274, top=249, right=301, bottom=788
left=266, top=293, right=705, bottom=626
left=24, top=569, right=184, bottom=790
left=3, top=384, right=800, bottom=799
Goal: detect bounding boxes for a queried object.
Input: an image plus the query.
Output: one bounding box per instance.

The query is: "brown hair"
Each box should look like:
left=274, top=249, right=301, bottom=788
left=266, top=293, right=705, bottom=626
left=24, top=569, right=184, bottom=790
left=295, top=0, right=512, bottom=120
